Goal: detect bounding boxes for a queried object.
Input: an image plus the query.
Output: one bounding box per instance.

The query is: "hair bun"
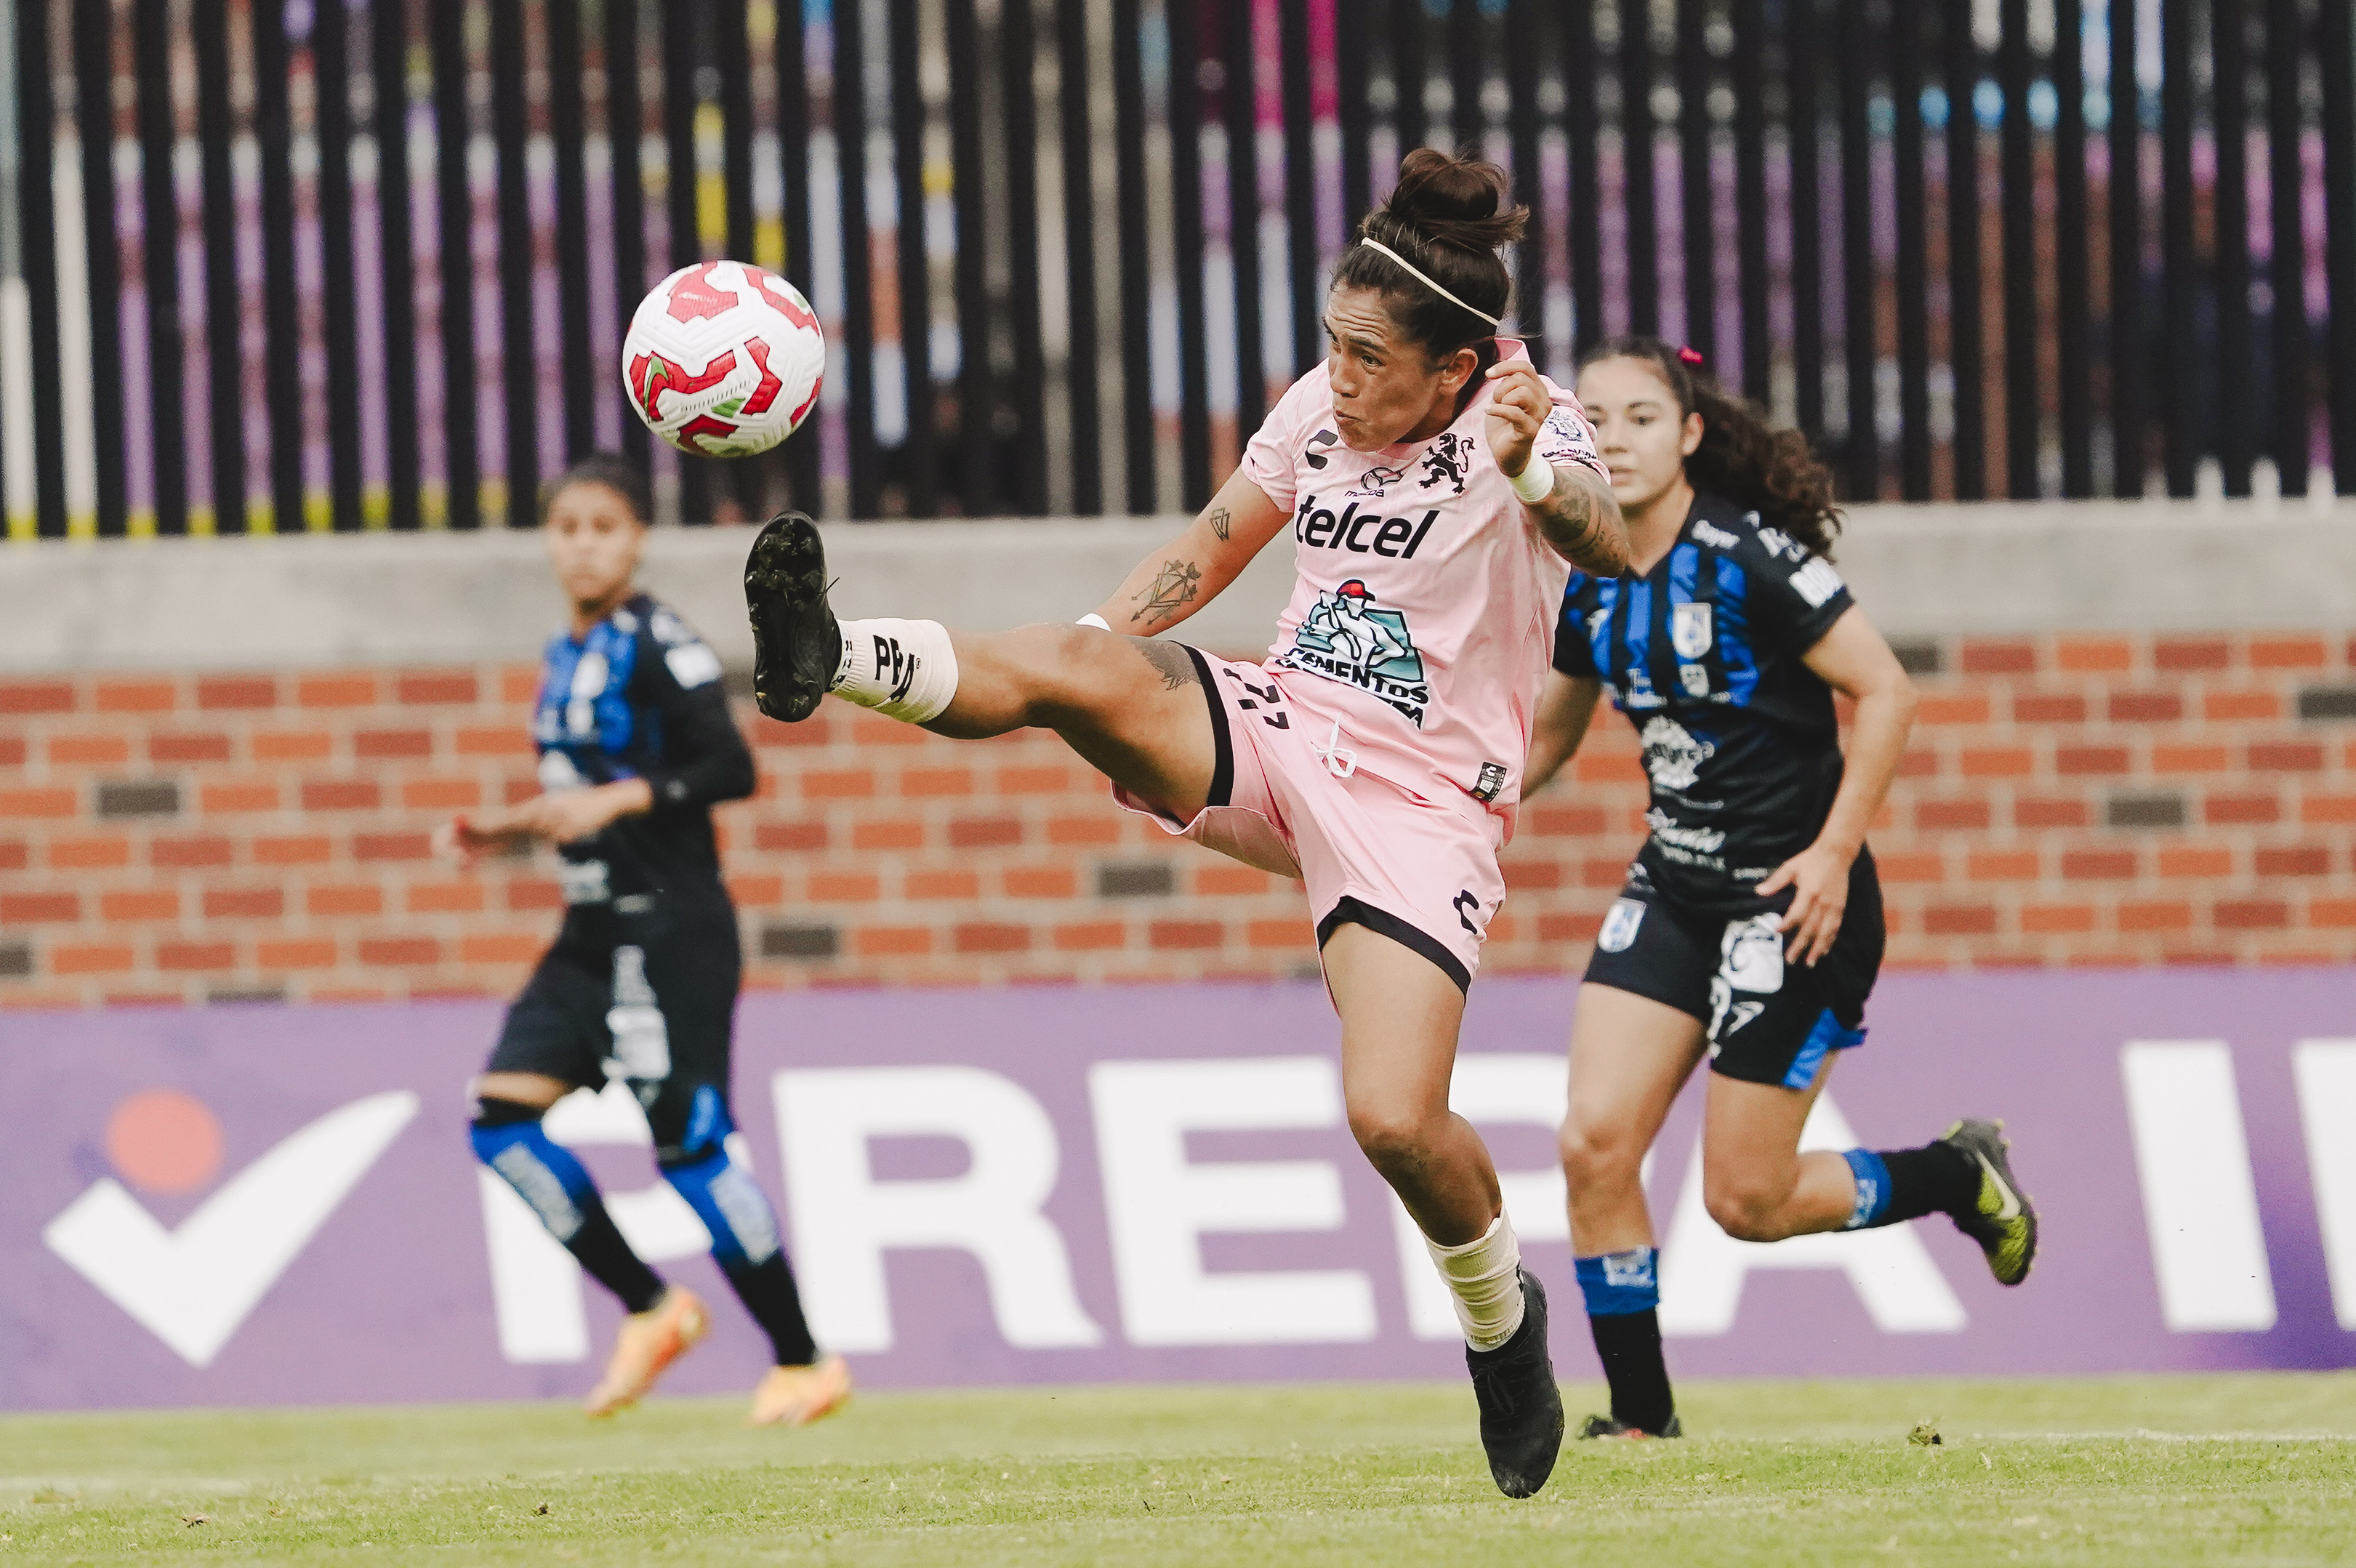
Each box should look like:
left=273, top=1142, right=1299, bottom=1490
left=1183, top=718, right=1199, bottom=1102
left=1386, top=148, right=1527, bottom=253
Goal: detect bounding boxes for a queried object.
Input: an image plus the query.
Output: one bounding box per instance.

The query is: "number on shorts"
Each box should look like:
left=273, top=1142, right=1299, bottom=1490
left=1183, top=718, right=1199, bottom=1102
left=1454, top=889, right=1481, bottom=934
left=1221, top=670, right=1292, bottom=728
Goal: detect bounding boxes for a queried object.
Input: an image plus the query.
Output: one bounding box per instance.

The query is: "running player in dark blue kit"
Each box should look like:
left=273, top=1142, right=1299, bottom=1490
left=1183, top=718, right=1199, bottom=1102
left=437, top=456, right=849, bottom=1428
left=1525, top=341, right=2038, bottom=1441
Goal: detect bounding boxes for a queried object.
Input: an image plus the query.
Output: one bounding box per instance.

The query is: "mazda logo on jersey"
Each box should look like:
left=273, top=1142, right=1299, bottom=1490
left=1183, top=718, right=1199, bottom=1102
left=1292, top=494, right=1441, bottom=558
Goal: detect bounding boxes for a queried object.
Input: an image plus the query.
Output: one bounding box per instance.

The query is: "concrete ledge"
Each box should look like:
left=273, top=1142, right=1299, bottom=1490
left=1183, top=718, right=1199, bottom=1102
left=1, top=498, right=2348, bottom=673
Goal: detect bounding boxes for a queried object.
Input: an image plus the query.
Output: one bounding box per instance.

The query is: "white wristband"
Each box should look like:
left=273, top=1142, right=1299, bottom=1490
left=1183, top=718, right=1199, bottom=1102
left=1077, top=613, right=1111, bottom=631
left=1509, top=460, right=1556, bottom=504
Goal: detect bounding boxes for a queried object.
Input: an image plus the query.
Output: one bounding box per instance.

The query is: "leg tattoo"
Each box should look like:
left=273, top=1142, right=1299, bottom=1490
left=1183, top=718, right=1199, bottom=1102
left=1128, top=636, right=1200, bottom=691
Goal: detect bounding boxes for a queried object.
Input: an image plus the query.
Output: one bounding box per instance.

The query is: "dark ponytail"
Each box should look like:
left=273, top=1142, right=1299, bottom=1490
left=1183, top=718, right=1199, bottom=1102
left=1575, top=337, right=1844, bottom=560
left=543, top=452, right=654, bottom=528
left=1332, top=148, right=1527, bottom=369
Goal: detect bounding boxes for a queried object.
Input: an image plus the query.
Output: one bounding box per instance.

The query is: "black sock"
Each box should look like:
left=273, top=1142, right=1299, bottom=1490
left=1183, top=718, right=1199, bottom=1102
left=472, top=1097, right=666, bottom=1314
left=568, top=1203, right=669, bottom=1315
left=1588, top=1309, right=1675, bottom=1435
left=723, top=1253, right=819, bottom=1366
left=1877, top=1141, right=1982, bottom=1224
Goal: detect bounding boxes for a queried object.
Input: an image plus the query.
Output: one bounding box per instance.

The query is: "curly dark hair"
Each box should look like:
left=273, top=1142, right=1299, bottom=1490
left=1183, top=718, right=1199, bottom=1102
left=543, top=452, right=654, bottom=528
left=1331, top=149, right=1527, bottom=405
left=1575, top=337, right=1843, bottom=560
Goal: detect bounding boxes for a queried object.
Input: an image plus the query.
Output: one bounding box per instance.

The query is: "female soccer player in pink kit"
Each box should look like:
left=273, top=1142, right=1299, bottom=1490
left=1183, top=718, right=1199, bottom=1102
left=744, top=150, right=1628, bottom=1497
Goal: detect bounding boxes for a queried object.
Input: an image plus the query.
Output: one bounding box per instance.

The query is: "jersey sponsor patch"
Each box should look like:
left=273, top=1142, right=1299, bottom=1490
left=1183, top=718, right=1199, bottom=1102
left=1789, top=556, right=1846, bottom=608
left=1597, top=897, right=1647, bottom=953
left=1535, top=406, right=1602, bottom=471
left=1292, top=491, right=1440, bottom=555
left=664, top=641, right=724, bottom=688
left=1281, top=579, right=1432, bottom=728
left=1639, top=715, right=1717, bottom=790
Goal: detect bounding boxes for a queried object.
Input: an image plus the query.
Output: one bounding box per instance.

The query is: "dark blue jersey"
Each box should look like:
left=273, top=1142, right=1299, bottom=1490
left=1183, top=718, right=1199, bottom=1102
left=1552, top=491, right=1854, bottom=907
left=533, top=593, right=755, bottom=904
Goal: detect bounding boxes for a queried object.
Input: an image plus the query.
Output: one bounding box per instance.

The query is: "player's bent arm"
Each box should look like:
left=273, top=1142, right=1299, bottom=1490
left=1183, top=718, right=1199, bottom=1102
left=1524, top=672, right=1604, bottom=795
left=1526, top=464, right=1628, bottom=577
left=1090, top=469, right=1290, bottom=635
left=1797, top=606, right=1919, bottom=859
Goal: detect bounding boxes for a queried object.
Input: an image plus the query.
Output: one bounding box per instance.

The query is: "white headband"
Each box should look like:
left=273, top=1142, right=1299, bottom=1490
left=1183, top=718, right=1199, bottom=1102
left=1356, top=238, right=1503, bottom=326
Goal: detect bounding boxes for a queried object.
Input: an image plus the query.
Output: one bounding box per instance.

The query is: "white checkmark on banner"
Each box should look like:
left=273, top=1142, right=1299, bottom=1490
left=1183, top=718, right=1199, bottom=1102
left=42, top=1090, right=421, bottom=1368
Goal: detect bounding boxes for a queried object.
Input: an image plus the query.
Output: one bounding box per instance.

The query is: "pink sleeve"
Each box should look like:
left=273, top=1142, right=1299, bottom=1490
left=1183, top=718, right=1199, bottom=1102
left=1535, top=378, right=1609, bottom=483
left=1241, top=369, right=1323, bottom=512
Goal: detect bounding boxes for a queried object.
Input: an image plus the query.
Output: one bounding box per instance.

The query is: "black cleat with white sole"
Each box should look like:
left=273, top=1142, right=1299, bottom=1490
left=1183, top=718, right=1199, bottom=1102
left=1940, top=1117, right=2038, bottom=1286
left=1466, top=1269, right=1565, bottom=1498
left=744, top=511, right=839, bottom=723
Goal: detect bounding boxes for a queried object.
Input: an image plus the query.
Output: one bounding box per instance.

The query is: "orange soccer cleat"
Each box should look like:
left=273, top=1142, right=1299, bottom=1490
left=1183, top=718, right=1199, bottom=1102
left=746, top=1354, right=855, bottom=1428
left=583, top=1287, right=712, bottom=1418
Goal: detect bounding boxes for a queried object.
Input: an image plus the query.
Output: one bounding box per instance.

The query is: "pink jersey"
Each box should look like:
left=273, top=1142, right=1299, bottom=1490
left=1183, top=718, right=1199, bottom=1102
left=1239, top=342, right=1607, bottom=826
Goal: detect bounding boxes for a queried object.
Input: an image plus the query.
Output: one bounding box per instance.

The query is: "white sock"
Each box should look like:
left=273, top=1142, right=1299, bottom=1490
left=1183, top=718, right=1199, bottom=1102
left=830, top=618, right=960, bottom=724
left=1426, top=1211, right=1527, bottom=1351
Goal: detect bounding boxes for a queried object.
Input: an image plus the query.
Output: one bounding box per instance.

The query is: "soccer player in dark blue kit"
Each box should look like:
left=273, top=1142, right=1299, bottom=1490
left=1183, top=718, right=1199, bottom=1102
left=437, top=456, right=849, bottom=1428
left=1525, top=341, right=2038, bottom=1440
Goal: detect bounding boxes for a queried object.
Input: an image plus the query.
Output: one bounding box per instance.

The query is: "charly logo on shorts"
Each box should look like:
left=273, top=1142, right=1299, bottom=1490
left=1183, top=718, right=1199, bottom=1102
left=1282, top=580, right=1432, bottom=728
left=1598, top=898, right=1647, bottom=953
left=1708, top=915, right=1785, bottom=1040
left=1639, top=715, right=1716, bottom=790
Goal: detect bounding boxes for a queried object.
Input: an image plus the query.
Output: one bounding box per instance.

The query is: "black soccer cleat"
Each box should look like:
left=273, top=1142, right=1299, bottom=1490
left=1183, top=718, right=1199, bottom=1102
left=1466, top=1269, right=1566, bottom=1498
left=1940, top=1117, right=2038, bottom=1286
left=1576, top=1412, right=1683, bottom=1440
left=744, top=510, right=840, bottom=723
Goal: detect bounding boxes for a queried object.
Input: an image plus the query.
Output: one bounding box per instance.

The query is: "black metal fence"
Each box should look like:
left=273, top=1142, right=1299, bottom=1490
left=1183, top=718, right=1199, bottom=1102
left=2, top=0, right=2352, bottom=536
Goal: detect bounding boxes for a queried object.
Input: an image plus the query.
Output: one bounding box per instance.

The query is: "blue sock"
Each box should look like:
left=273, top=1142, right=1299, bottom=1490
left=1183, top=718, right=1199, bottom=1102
left=471, top=1100, right=664, bottom=1311
left=1573, top=1246, right=1660, bottom=1316
left=1842, top=1148, right=1895, bottom=1230
left=1574, top=1247, right=1673, bottom=1434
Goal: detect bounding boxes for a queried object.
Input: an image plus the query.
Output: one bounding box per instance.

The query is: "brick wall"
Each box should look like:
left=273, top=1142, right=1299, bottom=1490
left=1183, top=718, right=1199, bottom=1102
left=4, top=630, right=2355, bottom=1009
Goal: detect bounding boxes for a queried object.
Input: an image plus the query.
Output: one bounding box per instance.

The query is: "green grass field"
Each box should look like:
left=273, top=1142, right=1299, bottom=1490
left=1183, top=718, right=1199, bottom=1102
left=4, top=1375, right=2354, bottom=1565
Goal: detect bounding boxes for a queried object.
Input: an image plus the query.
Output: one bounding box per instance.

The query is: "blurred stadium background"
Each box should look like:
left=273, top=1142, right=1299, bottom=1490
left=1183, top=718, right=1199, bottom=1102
left=4, top=0, right=2356, bottom=1426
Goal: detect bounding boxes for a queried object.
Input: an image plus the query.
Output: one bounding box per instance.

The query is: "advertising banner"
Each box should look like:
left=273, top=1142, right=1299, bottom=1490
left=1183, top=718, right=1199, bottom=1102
left=4, top=969, right=2353, bottom=1410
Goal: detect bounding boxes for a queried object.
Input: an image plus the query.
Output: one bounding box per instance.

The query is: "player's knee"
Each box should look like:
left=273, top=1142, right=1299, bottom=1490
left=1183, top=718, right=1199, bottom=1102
left=1348, top=1101, right=1441, bottom=1178
left=1558, top=1109, right=1644, bottom=1191
left=1702, top=1170, right=1796, bottom=1243
left=1016, top=622, right=1130, bottom=719
left=470, top=1097, right=592, bottom=1242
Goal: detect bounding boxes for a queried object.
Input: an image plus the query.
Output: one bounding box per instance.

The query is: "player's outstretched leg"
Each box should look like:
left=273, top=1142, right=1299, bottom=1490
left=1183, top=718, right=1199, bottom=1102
left=647, top=1082, right=853, bottom=1428
left=470, top=1095, right=710, bottom=1416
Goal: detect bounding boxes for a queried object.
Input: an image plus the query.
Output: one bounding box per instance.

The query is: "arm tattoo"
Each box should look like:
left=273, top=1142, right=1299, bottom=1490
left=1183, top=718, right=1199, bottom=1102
left=1129, top=558, right=1203, bottom=628
left=1129, top=636, right=1201, bottom=691
left=1529, top=467, right=1629, bottom=576
left=1208, top=505, right=1231, bottom=542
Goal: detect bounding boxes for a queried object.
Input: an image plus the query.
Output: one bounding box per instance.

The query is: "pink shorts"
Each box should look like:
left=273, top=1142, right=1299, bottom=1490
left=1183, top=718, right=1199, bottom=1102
left=1113, top=650, right=1507, bottom=991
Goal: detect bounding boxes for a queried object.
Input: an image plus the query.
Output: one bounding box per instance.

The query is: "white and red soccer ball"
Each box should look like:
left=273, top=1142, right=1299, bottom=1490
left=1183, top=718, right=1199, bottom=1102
left=621, top=260, right=824, bottom=458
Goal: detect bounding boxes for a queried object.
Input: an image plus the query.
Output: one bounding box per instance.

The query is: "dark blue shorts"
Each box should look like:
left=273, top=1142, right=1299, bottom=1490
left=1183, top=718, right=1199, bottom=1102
left=1581, top=847, right=1885, bottom=1090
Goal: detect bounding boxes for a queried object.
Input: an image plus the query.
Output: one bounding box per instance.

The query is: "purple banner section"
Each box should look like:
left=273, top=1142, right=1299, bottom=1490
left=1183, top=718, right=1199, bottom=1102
left=5, top=969, right=2355, bottom=1411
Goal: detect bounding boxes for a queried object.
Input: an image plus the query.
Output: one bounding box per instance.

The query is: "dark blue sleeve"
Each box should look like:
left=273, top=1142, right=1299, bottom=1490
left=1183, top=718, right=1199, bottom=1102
left=630, top=617, right=756, bottom=812
left=1551, top=579, right=1601, bottom=678
left=1725, top=523, right=1854, bottom=654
